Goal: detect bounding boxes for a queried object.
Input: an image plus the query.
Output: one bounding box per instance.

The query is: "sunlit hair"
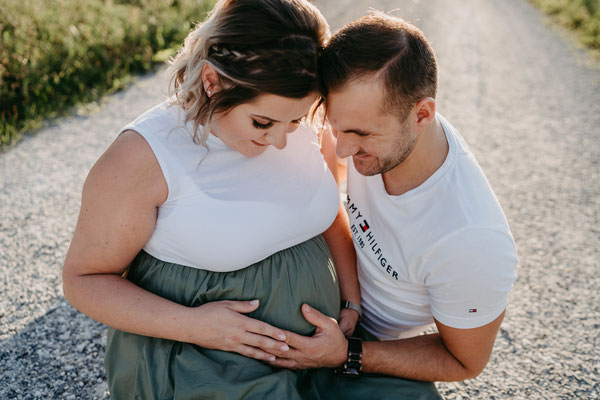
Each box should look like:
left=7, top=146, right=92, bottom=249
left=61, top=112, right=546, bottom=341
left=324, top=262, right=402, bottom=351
left=168, top=0, right=330, bottom=144
left=319, top=12, right=437, bottom=122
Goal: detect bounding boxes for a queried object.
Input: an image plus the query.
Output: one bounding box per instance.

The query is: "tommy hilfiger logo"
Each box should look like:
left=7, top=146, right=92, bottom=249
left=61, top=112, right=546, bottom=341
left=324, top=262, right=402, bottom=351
left=469, top=309, right=478, bottom=313
left=359, top=220, right=370, bottom=232
left=346, top=194, right=400, bottom=281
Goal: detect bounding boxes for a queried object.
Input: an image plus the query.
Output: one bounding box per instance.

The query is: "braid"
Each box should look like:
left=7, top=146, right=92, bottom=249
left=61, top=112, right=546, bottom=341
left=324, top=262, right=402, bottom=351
left=167, top=0, right=330, bottom=146
left=280, top=34, right=322, bottom=77
left=209, top=45, right=264, bottom=63
left=208, top=34, right=319, bottom=82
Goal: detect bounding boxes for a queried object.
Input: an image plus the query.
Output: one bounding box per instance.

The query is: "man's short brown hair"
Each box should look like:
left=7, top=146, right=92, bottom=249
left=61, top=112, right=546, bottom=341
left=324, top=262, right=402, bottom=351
left=320, top=12, right=437, bottom=121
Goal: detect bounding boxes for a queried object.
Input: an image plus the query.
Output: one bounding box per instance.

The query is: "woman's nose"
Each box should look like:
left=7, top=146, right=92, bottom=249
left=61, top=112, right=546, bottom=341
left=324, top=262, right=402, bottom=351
left=265, top=128, right=288, bottom=150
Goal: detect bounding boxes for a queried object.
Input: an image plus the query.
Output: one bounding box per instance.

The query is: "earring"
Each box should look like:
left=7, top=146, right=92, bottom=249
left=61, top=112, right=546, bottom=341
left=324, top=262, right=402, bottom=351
left=206, top=89, right=212, bottom=96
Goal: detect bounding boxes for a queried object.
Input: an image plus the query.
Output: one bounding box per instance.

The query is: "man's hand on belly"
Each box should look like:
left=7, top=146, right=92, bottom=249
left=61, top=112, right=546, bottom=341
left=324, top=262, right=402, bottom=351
left=268, top=304, right=348, bottom=369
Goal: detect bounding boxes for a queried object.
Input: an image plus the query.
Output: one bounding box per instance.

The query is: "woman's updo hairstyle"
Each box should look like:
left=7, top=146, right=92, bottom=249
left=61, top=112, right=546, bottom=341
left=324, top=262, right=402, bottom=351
left=169, top=0, right=330, bottom=144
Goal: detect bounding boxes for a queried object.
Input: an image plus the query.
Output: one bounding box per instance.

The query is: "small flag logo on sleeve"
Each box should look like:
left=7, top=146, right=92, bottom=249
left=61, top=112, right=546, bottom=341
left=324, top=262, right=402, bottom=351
left=359, top=220, right=370, bottom=232
left=469, top=309, right=477, bottom=313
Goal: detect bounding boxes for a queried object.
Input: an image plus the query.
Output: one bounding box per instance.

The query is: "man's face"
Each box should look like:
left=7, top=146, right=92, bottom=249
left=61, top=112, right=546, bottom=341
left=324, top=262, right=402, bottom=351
left=326, top=75, right=416, bottom=176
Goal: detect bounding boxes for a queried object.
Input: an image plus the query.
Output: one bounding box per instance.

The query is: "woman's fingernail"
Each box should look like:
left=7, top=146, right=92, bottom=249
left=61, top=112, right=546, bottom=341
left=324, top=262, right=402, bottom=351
left=250, top=300, right=259, bottom=306
left=278, top=333, right=286, bottom=341
left=269, top=356, right=276, bottom=362
left=303, top=304, right=311, bottom=313
left=280, top=345, right=289, bottom=351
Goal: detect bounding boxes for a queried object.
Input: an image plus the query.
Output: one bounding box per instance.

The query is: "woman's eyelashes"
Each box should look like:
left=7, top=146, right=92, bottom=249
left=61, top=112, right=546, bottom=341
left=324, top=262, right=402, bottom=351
left=252, top=117, right=303, bottom=130
left=252, top=119, right=274, bottom=130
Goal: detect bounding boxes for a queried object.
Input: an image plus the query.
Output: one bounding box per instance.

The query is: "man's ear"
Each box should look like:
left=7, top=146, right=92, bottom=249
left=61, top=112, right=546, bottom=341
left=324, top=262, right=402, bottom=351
left=414, top=97, right=436, bottom=127
left=201, top=64, right=222, bottom=97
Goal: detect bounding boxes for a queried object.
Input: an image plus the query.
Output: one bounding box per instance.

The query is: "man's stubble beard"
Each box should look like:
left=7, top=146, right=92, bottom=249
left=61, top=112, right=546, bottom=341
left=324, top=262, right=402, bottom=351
left=354, top=123, right=416, bottom=177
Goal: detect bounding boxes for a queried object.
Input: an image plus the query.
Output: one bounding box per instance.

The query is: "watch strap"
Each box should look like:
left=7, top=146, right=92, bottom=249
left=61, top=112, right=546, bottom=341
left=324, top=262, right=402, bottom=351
left=341, top=300, right=363, bottom=320
left=336, top=337, right=363, bottom=377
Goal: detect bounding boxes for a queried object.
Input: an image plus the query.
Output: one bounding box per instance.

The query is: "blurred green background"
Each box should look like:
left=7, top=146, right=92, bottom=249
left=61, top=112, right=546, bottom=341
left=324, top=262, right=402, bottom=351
left=0, top=0, right=215, bottom=148
left=530, top=0, right=600, bottom=49
left=0, top=0, right=598, bottom=149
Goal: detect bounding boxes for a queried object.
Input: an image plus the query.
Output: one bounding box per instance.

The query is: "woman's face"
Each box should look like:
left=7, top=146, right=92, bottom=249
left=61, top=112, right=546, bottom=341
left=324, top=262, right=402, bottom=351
left=210, top=93, right=318, bottom=157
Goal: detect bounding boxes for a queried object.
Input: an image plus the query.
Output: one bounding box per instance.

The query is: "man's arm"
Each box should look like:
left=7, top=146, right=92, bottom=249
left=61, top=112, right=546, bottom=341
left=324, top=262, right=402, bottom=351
left=270, top=304, right=505, bottom=382
left=361, top=312, right=504, bottom=381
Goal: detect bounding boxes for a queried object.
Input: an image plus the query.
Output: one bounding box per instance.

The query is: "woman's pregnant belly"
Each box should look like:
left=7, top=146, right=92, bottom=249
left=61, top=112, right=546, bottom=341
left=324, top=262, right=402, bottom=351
left=126, top=235, right=340, bottom=336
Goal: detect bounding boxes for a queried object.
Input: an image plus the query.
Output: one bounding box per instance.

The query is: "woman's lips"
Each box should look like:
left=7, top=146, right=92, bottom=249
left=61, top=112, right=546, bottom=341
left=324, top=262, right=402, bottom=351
left=251, top=140, right=268, bottom=146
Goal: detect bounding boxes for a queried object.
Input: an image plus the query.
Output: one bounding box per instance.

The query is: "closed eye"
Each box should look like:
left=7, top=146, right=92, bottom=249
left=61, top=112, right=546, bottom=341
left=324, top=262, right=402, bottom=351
left=346, top=129, right=371, bottom=137
left=252, top=119, right=274, bottom=129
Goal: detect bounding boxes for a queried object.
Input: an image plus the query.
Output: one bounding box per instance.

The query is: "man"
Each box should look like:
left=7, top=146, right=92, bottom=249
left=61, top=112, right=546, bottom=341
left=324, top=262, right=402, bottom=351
left=270, top=12, right=519, bottom=389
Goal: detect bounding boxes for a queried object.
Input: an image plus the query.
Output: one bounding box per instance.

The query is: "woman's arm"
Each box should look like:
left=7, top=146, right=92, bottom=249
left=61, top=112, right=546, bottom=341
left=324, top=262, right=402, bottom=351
left=62, top=131, right=289, bottom=361
left=319, top=126, right=361, bottom=335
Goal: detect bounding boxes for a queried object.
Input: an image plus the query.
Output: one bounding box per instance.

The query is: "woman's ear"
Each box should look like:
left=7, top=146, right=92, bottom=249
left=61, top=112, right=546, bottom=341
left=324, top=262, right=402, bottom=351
left=201, top=64, right=221, bottom=97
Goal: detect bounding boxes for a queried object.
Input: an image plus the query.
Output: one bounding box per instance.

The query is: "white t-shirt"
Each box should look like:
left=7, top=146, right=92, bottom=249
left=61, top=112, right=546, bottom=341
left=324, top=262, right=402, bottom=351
left=119, top=101, right=339, bottom=272
left=346, top=114, right=518, bottom=339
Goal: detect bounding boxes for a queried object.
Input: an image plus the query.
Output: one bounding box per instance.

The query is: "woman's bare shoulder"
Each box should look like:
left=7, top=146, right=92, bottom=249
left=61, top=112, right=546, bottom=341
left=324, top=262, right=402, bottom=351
left=89, top=130, right=168, bottom=206
left=63, top=130, right=168, bottom=275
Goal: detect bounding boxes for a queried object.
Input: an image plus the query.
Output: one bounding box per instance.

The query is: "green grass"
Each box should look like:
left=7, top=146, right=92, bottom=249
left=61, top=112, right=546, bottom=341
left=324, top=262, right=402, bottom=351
left=530, top=0, right=600, bottom=50
left=0, top=0, right=215, bottom=149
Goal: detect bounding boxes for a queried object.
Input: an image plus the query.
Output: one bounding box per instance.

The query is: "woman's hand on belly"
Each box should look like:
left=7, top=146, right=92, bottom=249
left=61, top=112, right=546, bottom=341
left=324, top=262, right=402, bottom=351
left=184, top=299, right=291, bottom=362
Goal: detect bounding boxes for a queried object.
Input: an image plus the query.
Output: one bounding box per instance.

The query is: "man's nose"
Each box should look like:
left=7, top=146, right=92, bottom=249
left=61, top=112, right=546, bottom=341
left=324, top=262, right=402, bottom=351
left=335, top=131, right=359, bottom=158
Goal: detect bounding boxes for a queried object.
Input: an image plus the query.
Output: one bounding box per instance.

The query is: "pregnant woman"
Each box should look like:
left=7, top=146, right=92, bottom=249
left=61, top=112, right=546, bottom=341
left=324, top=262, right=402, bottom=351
left=62, top=0, right=361, bottom=398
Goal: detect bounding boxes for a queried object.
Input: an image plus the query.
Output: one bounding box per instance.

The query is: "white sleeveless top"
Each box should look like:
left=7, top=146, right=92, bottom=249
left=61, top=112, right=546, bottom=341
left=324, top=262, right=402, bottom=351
left=119, top=101, right=339, bottom=272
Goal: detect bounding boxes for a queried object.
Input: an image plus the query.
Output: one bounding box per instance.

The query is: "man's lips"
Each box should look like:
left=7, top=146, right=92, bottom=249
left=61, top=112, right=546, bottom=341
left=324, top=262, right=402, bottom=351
left=353, top=154, right=371, bottom=162
left=251, top=140, right=268, bottom=146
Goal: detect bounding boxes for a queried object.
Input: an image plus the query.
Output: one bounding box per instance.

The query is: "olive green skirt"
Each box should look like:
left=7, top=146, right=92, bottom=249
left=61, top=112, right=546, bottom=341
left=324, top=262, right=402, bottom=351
left=105, top=235, right=440, bottom=400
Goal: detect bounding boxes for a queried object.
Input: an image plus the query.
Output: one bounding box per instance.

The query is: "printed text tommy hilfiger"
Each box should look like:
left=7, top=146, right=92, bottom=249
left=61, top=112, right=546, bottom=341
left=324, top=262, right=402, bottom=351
left=346, top=194, right=400, bottom=281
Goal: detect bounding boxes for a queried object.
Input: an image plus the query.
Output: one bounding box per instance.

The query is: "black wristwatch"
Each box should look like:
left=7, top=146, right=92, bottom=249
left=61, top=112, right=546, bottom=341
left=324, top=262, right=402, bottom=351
left=335, top=337, right=363, bottom=377
left=341, top=300, right=363, bottom=320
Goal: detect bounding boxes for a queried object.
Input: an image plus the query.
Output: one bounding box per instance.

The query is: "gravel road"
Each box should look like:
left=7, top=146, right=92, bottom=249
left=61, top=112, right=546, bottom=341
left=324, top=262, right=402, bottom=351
left=1, top=0, right=599, bottom=398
